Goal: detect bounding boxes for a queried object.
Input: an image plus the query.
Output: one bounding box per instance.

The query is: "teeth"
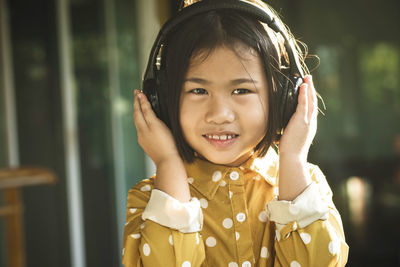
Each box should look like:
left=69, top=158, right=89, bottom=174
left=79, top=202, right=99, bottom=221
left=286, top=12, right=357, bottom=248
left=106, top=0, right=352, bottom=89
left=205, top=134, right=237, bottom=140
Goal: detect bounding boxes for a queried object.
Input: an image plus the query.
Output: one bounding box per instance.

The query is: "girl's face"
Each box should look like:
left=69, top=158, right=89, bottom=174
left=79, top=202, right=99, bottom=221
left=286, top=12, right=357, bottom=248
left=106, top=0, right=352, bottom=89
left=179, top=44, right=269, bottom=166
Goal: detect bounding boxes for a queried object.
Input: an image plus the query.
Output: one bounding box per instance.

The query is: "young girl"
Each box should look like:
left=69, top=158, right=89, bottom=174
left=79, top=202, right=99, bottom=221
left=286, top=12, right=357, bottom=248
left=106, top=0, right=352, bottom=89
left=123, top=0, right=349, bottom=266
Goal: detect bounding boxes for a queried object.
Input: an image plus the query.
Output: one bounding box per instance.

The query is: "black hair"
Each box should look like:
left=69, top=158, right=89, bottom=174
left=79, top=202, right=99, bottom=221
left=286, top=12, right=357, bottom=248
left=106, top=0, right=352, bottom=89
left=158, top=7, right=308, bottom=163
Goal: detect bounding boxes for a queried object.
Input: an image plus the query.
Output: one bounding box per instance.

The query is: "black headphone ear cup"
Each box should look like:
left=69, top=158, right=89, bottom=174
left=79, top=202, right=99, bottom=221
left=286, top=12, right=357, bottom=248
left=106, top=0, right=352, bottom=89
left=278, top=71, right=302, bottom=130
left=283, top=79, right=296, bottom=128
left=156, top=69, right=170, bottom=124
left=277, top=70, right=290, bottom=129
left=143, top=78, right=160, bottom=117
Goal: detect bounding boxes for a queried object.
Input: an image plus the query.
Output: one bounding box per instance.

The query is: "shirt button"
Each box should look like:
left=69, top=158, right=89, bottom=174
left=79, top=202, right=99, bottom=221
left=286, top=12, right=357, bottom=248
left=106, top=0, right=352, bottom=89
left=242, top=261, right=252, bottom=267
left=212, top=171, right=222, bottom=182
left=230, top=171, right=239, bottom=180
left=236, top=212, right=246, bottom=222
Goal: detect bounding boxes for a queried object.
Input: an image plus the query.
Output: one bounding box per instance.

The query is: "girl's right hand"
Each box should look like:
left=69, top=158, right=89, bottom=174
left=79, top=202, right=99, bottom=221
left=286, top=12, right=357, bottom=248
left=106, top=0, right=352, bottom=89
left=133, top=90, right=181, bottom=166
left=133, top=90, right=190, bottom=202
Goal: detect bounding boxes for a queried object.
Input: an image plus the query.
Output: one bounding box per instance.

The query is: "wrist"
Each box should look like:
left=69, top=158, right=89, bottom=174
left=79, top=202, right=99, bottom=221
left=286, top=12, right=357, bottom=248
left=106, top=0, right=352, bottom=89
left=279, top=152, right=307, bottom=164
left=154, top=156, right=191, bottom=203
left=154, top=153, right=183, bottom=169
left=156, top=154, right=184, bottom=169
left=278, top=154, right=311, bottom=201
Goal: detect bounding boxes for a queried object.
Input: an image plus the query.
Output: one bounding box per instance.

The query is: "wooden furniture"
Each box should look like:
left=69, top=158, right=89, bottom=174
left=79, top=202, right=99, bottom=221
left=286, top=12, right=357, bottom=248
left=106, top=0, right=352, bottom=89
left=0, top=167, right=56, bottom=267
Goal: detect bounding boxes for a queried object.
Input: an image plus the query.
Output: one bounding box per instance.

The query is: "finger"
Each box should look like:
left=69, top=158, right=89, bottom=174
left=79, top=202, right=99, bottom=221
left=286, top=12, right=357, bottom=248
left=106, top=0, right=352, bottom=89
left=304, top=75, right=318, bottom=120
left=133, top=90, right=148, bottom=130
left=137, top=91, right=157, bottom=126
left=296, top=82, right=308, bottom=120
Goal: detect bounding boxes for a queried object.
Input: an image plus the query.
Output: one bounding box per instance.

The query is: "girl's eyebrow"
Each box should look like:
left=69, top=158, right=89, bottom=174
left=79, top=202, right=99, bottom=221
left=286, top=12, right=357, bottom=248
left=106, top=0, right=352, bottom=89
left=184, top=77, right=258, bottom=85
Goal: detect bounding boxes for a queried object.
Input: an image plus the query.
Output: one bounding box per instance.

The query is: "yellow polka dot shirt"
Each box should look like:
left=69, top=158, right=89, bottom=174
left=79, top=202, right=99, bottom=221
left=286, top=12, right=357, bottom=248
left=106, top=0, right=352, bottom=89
left=122, top=150, right=349, bottom=266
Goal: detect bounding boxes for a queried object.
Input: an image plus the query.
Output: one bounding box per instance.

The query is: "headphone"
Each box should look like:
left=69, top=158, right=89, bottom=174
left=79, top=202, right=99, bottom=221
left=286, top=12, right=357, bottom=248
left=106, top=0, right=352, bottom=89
left=142, top=0, right=304, bottom=130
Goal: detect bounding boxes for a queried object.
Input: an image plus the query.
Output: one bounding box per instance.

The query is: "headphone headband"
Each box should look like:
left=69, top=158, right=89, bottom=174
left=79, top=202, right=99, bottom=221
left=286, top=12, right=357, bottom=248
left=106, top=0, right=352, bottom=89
left=145, top=0, right=303, bottom=79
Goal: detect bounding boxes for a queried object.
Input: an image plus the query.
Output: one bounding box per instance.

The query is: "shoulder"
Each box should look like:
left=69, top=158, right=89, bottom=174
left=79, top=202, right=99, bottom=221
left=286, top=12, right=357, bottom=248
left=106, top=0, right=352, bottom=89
left=127, top=176, right=156, bottom=207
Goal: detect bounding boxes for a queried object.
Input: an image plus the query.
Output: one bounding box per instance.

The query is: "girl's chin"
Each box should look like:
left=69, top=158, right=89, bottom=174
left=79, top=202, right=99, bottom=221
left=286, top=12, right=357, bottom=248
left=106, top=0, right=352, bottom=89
left=199, top=152, right=252, bottom=167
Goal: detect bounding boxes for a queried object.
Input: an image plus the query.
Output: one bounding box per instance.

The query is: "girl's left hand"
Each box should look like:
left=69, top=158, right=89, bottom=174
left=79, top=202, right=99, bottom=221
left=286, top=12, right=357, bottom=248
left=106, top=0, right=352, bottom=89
left=278, top=75, right=318, bottom=161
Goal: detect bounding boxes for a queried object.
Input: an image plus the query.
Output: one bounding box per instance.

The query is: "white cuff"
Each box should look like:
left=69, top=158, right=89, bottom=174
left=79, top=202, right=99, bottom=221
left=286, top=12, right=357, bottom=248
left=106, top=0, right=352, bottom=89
left=142, top=189, right=203, bottom=233
left=266, top=182, right=329, bottom=232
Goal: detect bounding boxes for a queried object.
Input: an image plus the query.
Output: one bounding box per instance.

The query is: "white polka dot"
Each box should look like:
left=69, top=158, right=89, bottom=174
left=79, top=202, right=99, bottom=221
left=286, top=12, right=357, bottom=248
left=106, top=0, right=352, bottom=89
left=182, top=261, right=191, bottom=267
left=260, top=246, right=269, bottom=258
left=142, top=243, right=150, bottom=256
left=122, top=248, right=125, bottom=256
left=292, top=222, right=297, bottom=231
left=200, top=198, right=208, bottom=209
left=140, top=184, right=151, bottom=191
left=212, top=171, right=222, bottom=182
left=140, top=223, right=145, bottom=229
left=228, top=262, right=239, bottom=267
left=329, top=240, right=339, bottom=255
left=205, top=236, right=217, bottom=247
left=235, top=231, right=240, bottom=240
left=253, top=175, right=261, bottom=181
left=290, top=261, right=301, bottom=267
left=196, top=233, right=200, bottom=244
left=222, top=218, right=233, bottom=229
left=220, top=180, right=227, bottom=187
left=258, top=211, right=267, bottom=222
left=242, top=261, right=251, bottom=267
left=229, top=191, right=233, bottom=198
left=130, top=233, right=141, bottom=239
left=289, top=205, right=300, bottom=215
left=275, top=229, right=281, bottom=241
left=129, top=208, right=137, bottom=214
left=187, top=177, right=194, bottom=184
left=236, top=212, right=246, bottom=223
left=300, top=232, right=311, bottom=244
left=169, top=234, right=174, bottom=245
left=230, top=171, right=239, bottom=180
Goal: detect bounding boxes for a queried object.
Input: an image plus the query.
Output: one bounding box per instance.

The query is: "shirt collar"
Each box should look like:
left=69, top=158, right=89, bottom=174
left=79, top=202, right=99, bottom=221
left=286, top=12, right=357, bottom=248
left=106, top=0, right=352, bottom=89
left=184, top=148, right=279, bottom=200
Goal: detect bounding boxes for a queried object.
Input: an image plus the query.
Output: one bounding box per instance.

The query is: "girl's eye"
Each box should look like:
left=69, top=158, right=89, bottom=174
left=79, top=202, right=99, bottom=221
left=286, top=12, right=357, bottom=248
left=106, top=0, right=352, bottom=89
left=232, top=88, right=251, bottom=95
left=189, top=88, right=208, bottom=95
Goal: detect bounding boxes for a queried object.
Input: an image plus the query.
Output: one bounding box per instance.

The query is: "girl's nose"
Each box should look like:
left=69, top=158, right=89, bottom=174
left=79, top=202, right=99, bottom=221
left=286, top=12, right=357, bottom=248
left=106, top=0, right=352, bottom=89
left=205, top=97, right=235, bottom=124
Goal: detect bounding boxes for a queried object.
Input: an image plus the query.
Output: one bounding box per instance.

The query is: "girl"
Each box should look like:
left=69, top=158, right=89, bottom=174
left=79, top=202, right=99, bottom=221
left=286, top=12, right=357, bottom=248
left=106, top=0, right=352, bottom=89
left=123, top=0, right=349, bottom=266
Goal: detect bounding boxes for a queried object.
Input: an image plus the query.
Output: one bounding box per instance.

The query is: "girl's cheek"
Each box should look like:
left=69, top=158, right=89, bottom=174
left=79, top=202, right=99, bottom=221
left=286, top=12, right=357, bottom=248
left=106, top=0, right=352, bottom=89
left=182, top=94, right=207, bottom=103
left=233, top=96, right=264, bottom=108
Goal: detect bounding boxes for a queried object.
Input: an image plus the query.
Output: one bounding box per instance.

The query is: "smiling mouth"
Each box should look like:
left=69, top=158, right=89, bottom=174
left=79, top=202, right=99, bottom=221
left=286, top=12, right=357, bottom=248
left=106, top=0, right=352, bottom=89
left=202, top=133, right=239, bottom=148
left=203, top=134, right=239, bottom=140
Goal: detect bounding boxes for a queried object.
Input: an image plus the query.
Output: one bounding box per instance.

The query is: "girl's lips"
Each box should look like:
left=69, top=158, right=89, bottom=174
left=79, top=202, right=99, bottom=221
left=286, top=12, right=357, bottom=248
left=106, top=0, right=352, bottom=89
left=203, top=133, right=238, bottom=140
left=202, top=134, right=239, bottom=148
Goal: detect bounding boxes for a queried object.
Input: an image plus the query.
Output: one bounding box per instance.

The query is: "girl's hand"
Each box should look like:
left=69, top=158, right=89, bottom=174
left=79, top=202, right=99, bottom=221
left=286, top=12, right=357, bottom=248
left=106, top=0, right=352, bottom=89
left=277, top=75, right=317, bottom=200
left=133, top=90, right=181, bottom=166
left=133, top=90, right=190, bottom=202
left=278, top=75, right=318, bottom=161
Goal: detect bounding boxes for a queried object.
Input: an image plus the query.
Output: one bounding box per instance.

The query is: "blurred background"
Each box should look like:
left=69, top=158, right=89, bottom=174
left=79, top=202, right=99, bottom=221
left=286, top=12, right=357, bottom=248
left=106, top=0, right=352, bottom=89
left=0, top=0, right=399, bottom=266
